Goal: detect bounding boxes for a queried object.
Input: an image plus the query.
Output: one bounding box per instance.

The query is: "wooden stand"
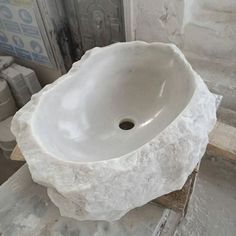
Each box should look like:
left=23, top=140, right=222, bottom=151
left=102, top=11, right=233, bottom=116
left=154, top=166, right=199, bottom=215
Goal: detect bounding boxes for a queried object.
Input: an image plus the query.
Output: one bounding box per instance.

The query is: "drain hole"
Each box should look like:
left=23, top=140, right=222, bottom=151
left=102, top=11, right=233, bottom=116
left=119, top=119, right=135, bottom=130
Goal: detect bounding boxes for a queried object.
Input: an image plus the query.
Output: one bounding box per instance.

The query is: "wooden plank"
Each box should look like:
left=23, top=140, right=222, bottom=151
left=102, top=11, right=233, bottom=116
left=10, top=145, right=25, bottom=162
left=207, top=122, right=236, bottom=161
left=153, top=166, right=199, bottom=214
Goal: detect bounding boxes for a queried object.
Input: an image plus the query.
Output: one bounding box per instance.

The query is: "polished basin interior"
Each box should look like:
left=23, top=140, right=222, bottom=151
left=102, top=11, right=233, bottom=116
left=33, top=43, right=196, bottom=162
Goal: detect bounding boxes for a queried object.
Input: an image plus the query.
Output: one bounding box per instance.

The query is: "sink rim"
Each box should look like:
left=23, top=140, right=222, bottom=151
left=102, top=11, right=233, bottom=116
left=12, top=41, right=198, bottom=165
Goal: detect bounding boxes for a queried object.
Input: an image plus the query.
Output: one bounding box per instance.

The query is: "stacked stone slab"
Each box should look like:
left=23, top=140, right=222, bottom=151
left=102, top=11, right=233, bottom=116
left=0, top=79, right=16, bottom=122
left=11, top=64, right=42, bottom=94
left=0, top=79, right=17, bottom=159
left=0, top=116, right=16, bottom=159
left=1, top=67, right=32, bottom=108
left=0, top=56, right=14, bottom=72
left=0, top=58, right=41, bottom=158
left=1, top=65, right=42, bottom=108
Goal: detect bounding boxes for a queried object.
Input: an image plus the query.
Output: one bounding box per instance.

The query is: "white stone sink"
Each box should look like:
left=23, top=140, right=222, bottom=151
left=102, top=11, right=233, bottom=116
left=32, top=43, right=196, bottom=162
left=12, top=42, right=219, bottom=221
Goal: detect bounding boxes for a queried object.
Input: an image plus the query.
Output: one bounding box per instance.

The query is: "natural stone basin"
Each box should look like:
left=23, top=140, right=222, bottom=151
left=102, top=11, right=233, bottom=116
left=11, top=42, right=219, bottom=221
left=31, top=42, right=196, bottom=162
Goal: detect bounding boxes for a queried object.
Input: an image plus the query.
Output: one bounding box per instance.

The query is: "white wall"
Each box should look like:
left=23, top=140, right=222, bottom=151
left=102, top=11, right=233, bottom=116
left=131, top=0, right=184, bottom=47
left=126, top=0, right=236, bottom=111
left=129, top=0, right=236, bottom=63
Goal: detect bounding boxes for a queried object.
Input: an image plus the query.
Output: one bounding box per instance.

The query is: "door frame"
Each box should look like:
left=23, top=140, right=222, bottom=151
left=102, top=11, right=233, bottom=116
left=123, top=0, right=135, bottom=41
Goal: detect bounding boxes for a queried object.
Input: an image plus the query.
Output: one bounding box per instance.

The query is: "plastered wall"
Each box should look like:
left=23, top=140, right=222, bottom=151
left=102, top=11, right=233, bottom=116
left=131, top=0, right=236, bottom=63
left=129, top=0, right=236, bottom=111
left=132, top=0, right=184, bottom=47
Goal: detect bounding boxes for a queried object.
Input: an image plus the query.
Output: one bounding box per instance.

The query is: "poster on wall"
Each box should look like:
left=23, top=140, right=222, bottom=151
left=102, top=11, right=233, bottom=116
left=0, top=0, right=54, bottom=68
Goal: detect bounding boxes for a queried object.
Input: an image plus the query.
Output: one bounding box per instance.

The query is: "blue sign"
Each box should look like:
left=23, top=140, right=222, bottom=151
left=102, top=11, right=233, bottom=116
left=32, top=52, right=50, bottom=65
left=15, top=47, right=32, bottom=60
left=0, top=5, right=12, bottom=19
left=21, top=24, right=40, bottom=38
left=0, top=42, right=15, bottom=55
left=0, top=19, right=4, bottom=29
left=0, top=30, right=7, bottom=42
left=30, top=40, right=43, bottom=54
left=3, top=19, right=21, bottom=33
left=12, top=35, right=24, bottom=48
left=0, top=1, right=10, bottom=4
left=19, top=9, right=32, bottom=24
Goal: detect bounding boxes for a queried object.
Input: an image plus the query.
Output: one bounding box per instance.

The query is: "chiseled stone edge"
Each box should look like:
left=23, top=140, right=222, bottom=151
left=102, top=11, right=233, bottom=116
left=11, top=42, right=220, bottom=221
